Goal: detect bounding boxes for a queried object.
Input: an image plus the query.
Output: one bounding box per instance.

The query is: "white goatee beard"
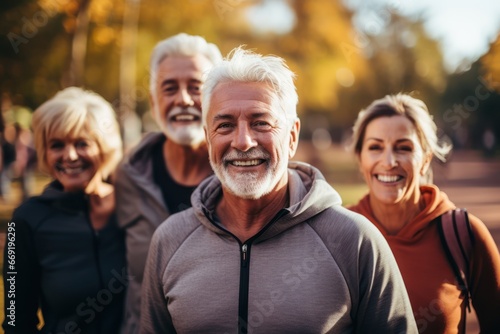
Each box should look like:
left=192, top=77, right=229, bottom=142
left=156, top=106, right=205, bottom=146
left=210, top=147, right=288, bottom=200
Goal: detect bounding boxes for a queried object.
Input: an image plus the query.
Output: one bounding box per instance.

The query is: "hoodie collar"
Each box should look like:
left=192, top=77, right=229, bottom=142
left=349, top=184, right=455, bottom=239
left=193, top=161, right=342, bottom=241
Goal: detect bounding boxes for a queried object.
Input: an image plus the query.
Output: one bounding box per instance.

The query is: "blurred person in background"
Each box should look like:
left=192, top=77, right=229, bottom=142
left=2, top=87, right=126, bottom=333
left=1, top=94, right=36, bottom=202
left=10, top=122, right=37, bottom=201
left=348, top=93, right=500, bottom=333
left=114, top=33, right=222, bottom=333
left=0, top=107, right=16, bottom=202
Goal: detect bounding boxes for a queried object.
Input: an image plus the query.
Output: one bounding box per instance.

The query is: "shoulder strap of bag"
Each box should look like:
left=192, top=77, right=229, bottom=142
left=437, top=208, right=475, bottom=313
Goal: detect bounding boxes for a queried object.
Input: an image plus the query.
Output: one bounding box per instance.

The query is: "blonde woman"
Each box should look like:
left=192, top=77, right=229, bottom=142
left=2, top=87, right=125, bottom=333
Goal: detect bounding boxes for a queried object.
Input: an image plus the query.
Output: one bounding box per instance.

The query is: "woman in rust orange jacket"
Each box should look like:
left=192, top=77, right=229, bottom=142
left=347, top=93, right=500, bottom=333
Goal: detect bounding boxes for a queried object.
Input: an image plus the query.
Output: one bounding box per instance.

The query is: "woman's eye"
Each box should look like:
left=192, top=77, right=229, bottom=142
left=49, top=141, right=64, bottom=149
left=75, top=140, right=89, bottom=148
left=397, top=146, right=412, bottom=152
left=368, top=145, right=382, bottom=150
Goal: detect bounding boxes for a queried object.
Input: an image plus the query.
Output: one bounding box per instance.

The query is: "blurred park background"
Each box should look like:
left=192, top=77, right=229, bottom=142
left=1, top=0, right=500, bottom=332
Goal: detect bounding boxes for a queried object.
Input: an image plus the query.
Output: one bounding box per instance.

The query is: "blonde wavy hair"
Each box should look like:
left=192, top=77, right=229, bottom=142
left=32, top=87, right=122, bottom=180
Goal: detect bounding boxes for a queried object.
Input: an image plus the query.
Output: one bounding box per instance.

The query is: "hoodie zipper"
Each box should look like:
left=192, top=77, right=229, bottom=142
left=238, top=242, right=250, bottom=333
left=204, top=208, right=289, bottom=334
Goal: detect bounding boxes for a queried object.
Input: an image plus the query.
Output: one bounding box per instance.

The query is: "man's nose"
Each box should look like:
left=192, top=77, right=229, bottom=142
left=232, top=123, right=257, bottom=152
left=174, top=89, right=194, bottom=107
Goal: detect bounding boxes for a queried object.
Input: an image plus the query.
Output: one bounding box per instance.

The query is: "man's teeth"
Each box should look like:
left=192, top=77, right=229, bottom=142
left=174, top=115, right=196, bottom=121
left=232, top=160, right=261, bottom=167
left=377, top=174, right=400, bottom=183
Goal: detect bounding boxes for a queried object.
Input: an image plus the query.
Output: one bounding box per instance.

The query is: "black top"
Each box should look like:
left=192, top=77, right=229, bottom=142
left=152, top=140, right=197, bottom=214
left=2, top=181, right=126, bottom=334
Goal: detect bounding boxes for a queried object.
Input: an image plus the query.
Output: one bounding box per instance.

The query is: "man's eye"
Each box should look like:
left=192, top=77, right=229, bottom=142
left=163, top=86, right=177, bottom=93
left=254, top=121, right=271, bottom=129
left=190, top=86, right=201, bottom=94
left=217, top=123, right=233, bottom=130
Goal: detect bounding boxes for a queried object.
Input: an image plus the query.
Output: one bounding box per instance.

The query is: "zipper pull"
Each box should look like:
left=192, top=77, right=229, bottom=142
left=242, top=244, right=248, bottom=265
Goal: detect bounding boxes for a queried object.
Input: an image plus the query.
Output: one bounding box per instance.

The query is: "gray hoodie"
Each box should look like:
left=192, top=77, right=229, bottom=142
left=140, top=161, right=418, bottom=334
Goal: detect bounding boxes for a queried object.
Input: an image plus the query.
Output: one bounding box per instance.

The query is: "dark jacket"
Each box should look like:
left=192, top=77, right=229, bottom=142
left=2, top=181, right=126, bottom=334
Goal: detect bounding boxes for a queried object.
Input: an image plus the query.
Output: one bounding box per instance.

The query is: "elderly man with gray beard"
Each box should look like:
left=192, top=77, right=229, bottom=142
left=115, top=33, right=222, bottom=333
left=140, top=47, right=418, bottom=334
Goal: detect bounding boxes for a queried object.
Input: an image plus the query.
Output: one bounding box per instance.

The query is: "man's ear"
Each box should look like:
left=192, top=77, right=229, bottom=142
left=288, top=118, right=301, bottom=159
left=420, top=152, right=433, bottom=176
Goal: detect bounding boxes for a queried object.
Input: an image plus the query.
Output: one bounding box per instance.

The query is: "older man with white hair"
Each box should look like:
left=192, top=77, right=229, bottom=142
left=115, top=33, right=222, bottom=333
left=140, top=48, right=418, bottom=334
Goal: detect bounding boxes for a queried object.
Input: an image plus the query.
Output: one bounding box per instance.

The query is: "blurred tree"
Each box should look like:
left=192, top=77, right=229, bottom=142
left=346, top=12, right=447, bottom=119
left=236, top=0, right=370, bottom=139
left=0, top=0, right=473, bottom=150
left=441, top=56, right=500, bottom=152
left=282, top=0, right=369, bottom=116
left=481, top=33, right=500, bottom=93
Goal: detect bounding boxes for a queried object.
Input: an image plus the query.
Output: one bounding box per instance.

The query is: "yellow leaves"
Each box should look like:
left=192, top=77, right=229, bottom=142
left=90, top=0, right=119, bottom=22
left=63, top=17, right=76, bottom=33
left=92, top=25, right=116, bottom=45
left=38, top=0, right=77, bottom=15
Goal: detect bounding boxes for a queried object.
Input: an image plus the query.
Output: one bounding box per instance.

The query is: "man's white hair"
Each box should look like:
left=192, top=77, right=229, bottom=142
left=149, top=33, right=223, bottom=99
left=202, top=47, right=298, bottom=127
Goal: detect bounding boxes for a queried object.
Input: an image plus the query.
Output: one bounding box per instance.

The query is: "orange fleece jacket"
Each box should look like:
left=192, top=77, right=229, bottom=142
left=348, top=185, right=500, bottom=333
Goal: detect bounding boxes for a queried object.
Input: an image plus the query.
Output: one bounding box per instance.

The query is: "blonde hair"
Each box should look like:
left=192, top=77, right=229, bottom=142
left=350, top=93, right=452, bottom=183
left=32, top=87, right=122, bottom=179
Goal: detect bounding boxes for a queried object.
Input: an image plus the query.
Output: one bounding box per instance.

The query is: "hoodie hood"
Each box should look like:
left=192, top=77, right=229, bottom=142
left=119, top=132, right=165, bottom=187
left=191, top=160, right=342, bottom=241
left=348, top=184, right=455, bottom=241
left=115, top=132, right=168, bottom=223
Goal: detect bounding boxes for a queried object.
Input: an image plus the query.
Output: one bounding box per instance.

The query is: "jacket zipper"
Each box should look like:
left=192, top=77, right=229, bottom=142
left=238, top=243, right=250, bottom=333
left=205, top=208, right=288, bottom=334
left=85, top=199, right=104, bottom=334
left=237, top=209, right=288, bottom=334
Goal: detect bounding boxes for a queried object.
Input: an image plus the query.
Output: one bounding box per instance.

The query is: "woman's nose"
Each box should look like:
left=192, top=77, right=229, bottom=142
left=382, top=149, right=397, bottom=168
left=64, top=145, right=78, bottom=161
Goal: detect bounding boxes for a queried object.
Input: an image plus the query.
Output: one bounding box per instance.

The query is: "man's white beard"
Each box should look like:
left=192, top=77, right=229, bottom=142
left=157, top=106, right=205, bottom=146
left=210, top=147, right=288, bottom=200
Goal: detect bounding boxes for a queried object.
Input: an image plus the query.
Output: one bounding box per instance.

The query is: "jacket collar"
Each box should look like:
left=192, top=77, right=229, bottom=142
left=192, top=161, right=342, bottom=242
left=38, top=180, right=88, bottom=213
